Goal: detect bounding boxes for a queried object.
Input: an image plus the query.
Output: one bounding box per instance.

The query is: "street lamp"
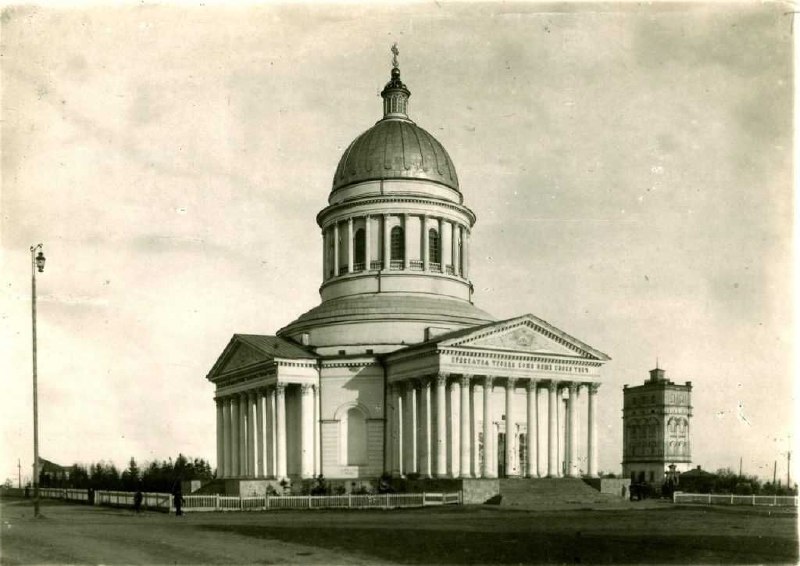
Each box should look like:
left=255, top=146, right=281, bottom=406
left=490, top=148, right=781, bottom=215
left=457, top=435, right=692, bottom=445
left=30, top=243, right=45, bottom=518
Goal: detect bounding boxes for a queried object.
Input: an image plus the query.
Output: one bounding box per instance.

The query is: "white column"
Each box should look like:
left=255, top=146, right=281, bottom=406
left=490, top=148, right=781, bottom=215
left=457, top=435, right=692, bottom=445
left=383, top=214, right=391, bottom=270
left=230, top=396, right=240, bottom=477
left=437, top=217, right=444, bottom=267
left=265, top=387, right=274, bottom=478
left=256, top=389, right=265, bottom=477
left=421, top=378, right=432, bottom=478
left=239, top=393, right=248, bottom=476
left=588, top=383, right=600, bottom=478
left=314, top=381, right=321, bottom=477
left=322, top=230, right=327, bottom=280
left=547, top=381, right=558, bottom=477
left=456, top=225, right=466, bottom=277
left=270, top=386, right=278, bottom=478
left=333, top=222, right=340, bottom=276
left=246, top=392, right=256, bottom=477
left=223, top=397, right=232, bottom=478
left=403, top=214, right=411, bottom=270
left=505, top=378, right=516, bottom=477
left=216, top=399, right=224, bottom=478
left=471, top=380, right=480, bottom=477
left=347, top=217, right=354, bottom=273
left=459, top=375, right=472, bottom=478
left=422, top=215, right=430, bottom=271
left=568, top=383, right=579, bottom=477
left=301, top=384, right=314, bottom=478
left=385, top=384, right=394, bottom=475
left=526, top=380, right=538, bottom=478
left=365, top=215, right=372, bottom=270
left=435, top=374, right=448, bottom=478
left=275, top=384, right=287, bottom=480
left=406, top=382, right=418, bottom=474
left=394, top=384, right=404, bottom=476
left=483, top=376, right=495, bottom=478
left=461, top=228, right=468, bottom=280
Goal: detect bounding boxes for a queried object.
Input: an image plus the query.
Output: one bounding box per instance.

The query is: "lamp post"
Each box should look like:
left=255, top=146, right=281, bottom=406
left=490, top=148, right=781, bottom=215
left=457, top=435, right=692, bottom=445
left=30, top=243, right=46, bottom=518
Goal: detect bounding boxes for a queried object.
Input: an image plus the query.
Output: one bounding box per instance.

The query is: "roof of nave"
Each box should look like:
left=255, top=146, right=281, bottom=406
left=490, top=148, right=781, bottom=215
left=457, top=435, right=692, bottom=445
left=234, top=334, right=318, bottom=360
left=277, top=294, right=496, bottom=336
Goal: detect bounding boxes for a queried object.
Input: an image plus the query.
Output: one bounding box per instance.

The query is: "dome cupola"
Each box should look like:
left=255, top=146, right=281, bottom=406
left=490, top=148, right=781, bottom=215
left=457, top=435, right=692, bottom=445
left=330, top=46, right=459, bottom=199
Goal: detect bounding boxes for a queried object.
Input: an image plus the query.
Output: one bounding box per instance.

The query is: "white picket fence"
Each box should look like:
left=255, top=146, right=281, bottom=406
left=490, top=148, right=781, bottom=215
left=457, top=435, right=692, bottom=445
left=673, top=492, right=798, bottom=507
left=183, top=492, right=461, bottom=512
left=3, top=487, right=460, bottom=512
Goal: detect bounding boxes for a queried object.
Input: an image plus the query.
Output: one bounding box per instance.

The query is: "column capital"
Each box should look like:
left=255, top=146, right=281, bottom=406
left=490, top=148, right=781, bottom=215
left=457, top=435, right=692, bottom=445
left=301, top=383, right=315, bottom=394
left=548, top=380, right=559, bottom=392
left=588, top=382, right=601, bottom=394
left=484, top=375, right=495, bottom=388
left=506, top=377, right=518, bottom=388
left=275, top=383, right=287, bottom=395
left=419, top=376, right=433, bottom=389
left=460, top=374, right=472, bottom=386
left=568, top=382, right=579, bottom=394
left=436, top=372, right=449, bottom=386
left=526, top=379, right=539, bottom=392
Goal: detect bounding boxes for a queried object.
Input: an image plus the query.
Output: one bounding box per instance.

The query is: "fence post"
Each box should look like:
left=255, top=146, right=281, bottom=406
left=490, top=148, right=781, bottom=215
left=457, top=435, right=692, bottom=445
left=239, top=495, right=243, bottom=511
left=308, top=494, right=312, bottom=509
left=422, top=492, right=427, bottom=506
left=707, top=494, right=711, bottom=504
left=752, top=494, right=755, bottom=506
left=348, top=493, right=352, bottom=508
left=774, top=494, right=777, bottom=506
left=215, top=494, right=220, bottom=511
left=266, top=494, right=270, bottom=510
left=730, top=494, right=734, bottom=504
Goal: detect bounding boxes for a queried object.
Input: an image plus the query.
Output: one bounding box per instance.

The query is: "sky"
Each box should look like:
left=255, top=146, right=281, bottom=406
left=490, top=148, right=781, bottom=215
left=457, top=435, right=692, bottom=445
left=1, top=2, right=794, bottom=485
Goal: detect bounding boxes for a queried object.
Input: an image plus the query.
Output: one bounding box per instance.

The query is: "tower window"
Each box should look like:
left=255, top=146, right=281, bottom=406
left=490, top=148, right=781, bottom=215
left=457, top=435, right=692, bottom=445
left=390, top=226, right=404, bottom=262
left=428, top=228, right=439, bottom=263
left=354, top=228, right=366, bottom=270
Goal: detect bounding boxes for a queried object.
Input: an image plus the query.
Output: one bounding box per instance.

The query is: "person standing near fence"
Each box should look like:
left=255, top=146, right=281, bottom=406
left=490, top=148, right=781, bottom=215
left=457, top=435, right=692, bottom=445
left=133, top=488, right=143, bottom=514
left=172, top=484, right=183, bottom=516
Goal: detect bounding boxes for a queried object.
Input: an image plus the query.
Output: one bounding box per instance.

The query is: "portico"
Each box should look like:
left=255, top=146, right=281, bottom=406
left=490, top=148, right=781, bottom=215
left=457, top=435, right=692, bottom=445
left=383, top=314, right=608, bottom=479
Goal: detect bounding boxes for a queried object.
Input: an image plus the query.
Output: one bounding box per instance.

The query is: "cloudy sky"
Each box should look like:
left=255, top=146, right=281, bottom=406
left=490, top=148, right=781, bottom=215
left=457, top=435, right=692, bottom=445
left=1, top=2, right=793, bottom=484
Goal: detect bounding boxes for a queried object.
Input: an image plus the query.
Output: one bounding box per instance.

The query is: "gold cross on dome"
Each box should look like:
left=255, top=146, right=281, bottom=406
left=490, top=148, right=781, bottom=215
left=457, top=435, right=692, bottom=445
left=391, top=43, right=399, bottom=68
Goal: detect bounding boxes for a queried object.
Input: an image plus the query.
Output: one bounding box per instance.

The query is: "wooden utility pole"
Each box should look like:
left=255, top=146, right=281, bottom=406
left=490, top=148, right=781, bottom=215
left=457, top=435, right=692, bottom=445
left=738, top=457, right=742, bottom=477
left=17, top=459, right=21, bottom=488
left=773, top=460, right=777, bottom=487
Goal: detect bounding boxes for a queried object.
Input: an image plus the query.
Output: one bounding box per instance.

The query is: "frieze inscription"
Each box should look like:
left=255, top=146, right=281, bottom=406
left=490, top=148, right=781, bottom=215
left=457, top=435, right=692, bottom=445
left=446, top=356, right=590, bottom=374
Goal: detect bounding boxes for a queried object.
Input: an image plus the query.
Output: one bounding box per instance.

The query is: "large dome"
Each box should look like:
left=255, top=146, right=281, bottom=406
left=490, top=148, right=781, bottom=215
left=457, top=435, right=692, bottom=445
left=331, top=119, right=460, bottom=193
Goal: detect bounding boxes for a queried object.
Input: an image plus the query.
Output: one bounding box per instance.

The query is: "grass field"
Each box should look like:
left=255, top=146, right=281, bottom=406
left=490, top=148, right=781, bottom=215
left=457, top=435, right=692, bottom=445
left=1, top=497, right=797, bottom=564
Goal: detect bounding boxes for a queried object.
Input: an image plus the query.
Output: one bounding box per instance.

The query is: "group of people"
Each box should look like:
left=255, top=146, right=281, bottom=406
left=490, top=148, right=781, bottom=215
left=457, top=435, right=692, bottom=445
left=131, top=484, right=183, bottom=516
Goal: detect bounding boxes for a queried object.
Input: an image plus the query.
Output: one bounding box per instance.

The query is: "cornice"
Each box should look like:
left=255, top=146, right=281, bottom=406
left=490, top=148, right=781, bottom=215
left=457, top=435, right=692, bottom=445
left=317, top=196, right=476, bottom=228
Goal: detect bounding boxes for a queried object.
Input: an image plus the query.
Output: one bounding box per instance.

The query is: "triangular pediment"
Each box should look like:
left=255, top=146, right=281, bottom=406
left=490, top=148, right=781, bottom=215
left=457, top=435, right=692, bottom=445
left=206, top=334, right=318, bottom=381
left=223, top=342, right=271, bottom=372
left=439, top=314, right=610, bottom=361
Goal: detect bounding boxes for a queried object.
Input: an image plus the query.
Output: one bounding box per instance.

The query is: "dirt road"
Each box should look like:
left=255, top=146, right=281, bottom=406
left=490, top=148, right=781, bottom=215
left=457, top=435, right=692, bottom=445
left=0, top=499, right=384, bottom=565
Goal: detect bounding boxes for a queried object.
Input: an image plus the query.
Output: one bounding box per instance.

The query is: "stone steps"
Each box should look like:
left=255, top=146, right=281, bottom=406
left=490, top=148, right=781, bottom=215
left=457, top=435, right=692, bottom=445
left=498, top=478, right=614, bottom=508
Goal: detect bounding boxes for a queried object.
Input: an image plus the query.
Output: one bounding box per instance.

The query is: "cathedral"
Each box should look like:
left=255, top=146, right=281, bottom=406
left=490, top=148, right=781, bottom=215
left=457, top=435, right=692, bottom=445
left=206, top=54, right=610, bottom=489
